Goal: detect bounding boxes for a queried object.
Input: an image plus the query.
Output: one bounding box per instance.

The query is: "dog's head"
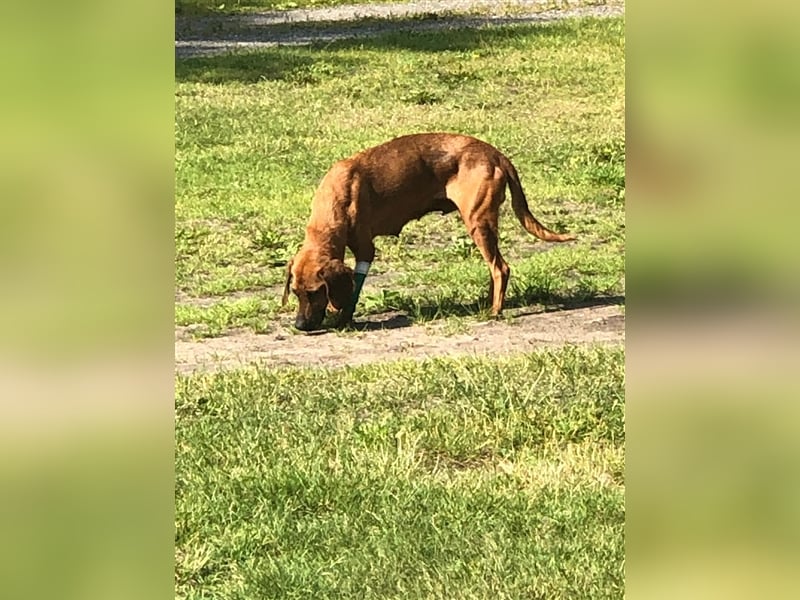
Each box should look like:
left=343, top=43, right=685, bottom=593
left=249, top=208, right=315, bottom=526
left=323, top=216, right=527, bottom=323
left=282, top=251, right=353, bottom=331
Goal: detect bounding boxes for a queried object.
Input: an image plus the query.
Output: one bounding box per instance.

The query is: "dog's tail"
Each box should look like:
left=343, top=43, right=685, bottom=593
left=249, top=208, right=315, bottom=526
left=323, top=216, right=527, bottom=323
left=500, top=154, right=576, bottom=242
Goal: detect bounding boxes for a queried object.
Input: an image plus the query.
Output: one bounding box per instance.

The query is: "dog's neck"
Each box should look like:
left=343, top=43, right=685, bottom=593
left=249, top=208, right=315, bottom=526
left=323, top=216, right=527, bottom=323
left=303, top=189, right=351, bottom=262
left=303, top=225, right=346, bottom=263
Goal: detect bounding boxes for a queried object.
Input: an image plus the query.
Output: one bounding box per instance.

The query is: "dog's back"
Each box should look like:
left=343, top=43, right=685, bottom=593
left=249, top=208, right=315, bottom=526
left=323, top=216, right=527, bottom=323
left=354, top=133, right=498, bottom=187
left=331, top=133, right=501, bottom=235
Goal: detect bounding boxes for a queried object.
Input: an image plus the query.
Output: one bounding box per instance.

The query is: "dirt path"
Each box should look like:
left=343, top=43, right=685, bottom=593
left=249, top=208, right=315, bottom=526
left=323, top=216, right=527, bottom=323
left=176, top=301, right=624, bottom=373
left=176, top=0, right=624, bottom=57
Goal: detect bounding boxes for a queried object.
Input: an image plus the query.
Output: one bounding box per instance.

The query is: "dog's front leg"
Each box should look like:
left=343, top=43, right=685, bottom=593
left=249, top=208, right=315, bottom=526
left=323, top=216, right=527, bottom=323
left=335, top=261, right=370, bottom=328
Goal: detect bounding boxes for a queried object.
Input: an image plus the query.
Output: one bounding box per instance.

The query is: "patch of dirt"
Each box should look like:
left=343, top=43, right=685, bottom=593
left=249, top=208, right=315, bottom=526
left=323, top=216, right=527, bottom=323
left=175, top=302, right=624, bottom=373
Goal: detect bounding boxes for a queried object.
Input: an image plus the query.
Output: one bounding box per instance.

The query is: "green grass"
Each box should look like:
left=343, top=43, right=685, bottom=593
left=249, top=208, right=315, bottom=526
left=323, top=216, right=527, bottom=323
left=175, top=17, right=624, bottom=335
left=176, top=296, right=281, bottom=336
left=175, top=345, right=625, bottom=599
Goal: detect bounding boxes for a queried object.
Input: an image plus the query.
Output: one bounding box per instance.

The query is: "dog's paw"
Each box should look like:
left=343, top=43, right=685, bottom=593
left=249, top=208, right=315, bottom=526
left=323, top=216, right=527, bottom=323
left=330, top=310, right=354, bottom=330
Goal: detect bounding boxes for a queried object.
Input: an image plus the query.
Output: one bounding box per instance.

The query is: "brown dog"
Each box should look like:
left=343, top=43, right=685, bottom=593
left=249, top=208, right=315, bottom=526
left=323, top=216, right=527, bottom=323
left=283, top=133, right=575, bottom=331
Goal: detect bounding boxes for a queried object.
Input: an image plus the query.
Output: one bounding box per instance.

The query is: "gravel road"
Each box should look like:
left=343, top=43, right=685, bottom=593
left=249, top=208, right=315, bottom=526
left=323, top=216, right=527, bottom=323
left=176, top=0, right=624, bottom=57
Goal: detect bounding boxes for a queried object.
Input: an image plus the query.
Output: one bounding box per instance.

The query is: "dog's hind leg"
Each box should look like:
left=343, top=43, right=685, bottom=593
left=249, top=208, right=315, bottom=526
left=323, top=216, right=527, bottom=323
left=468, top=219, right=509, bottom=316
left=449, top=170, right=510, bottom=315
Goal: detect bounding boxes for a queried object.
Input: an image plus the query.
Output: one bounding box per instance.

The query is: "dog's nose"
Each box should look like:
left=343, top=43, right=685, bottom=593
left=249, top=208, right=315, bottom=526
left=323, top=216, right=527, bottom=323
left=294, top=316, right=313, bottom=331
left=295, top=314, right=325, bottom=331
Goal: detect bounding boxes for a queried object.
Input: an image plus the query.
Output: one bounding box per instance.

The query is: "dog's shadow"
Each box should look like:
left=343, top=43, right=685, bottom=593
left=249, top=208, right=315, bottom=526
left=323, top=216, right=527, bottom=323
left=350, top=314, right=414, bottom=332
left=342, top=294, right=625, bottom=333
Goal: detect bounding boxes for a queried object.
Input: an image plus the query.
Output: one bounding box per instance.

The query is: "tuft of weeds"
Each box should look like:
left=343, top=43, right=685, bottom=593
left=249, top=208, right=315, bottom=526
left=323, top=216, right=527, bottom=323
left=176, top=296, right=279, bottom=337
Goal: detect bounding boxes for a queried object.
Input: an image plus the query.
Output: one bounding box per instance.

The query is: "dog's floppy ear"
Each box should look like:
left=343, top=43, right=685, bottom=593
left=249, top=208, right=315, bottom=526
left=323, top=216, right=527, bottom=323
left=320, top=259, right=354, bottom=310
left=282, top=258, right=294, bottom=306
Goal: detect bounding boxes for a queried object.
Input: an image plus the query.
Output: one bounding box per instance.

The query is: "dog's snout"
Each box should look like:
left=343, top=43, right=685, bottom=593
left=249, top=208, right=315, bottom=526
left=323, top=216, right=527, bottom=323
left=294, top=312, right=324, bottom=331
left=294, top=316, right=313, bottom=331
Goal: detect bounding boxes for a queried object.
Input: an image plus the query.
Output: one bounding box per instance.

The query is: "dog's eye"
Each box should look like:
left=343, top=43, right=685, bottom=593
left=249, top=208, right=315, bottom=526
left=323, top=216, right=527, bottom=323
left=293, top=287, right=324, bottom=299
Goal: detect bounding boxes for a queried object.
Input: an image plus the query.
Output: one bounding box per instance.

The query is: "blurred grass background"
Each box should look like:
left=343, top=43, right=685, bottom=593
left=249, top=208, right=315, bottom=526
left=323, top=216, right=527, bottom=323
left=0, top=1, right=175, bottom=600
left=627, top=1, right=800, bottom=598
